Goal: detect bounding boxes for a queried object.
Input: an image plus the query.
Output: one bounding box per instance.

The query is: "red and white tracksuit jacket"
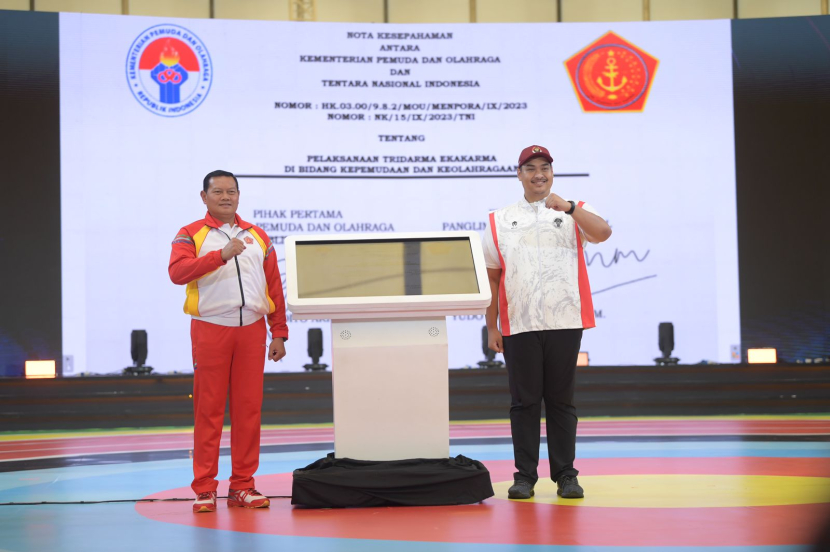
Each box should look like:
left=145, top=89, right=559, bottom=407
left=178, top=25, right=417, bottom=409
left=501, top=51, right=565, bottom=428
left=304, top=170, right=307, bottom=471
left=168, top=211, right=288, bottom=340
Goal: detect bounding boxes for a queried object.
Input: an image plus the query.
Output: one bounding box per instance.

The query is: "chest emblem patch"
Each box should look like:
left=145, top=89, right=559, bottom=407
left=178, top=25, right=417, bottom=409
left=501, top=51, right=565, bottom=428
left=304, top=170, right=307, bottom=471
left=244, top=236, right=254, bottom=244
left=553, top=218, right=563, bottom=228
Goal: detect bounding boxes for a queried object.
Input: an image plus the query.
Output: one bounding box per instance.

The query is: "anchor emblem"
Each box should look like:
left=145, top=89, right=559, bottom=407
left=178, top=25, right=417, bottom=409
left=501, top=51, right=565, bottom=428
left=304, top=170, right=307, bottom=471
left=597, top=51, right=627, bottom=100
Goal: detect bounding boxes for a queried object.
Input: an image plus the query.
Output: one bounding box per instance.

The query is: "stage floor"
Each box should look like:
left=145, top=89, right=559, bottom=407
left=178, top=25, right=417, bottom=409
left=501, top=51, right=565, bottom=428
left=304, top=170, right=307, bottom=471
left=2, top=416, right=829, bottom=551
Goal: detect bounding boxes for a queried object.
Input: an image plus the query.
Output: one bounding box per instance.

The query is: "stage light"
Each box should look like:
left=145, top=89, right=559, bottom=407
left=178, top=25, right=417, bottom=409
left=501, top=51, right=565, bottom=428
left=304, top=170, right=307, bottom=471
left=303, top=328, right=329, bottom=371
left=25, top=360, right=56, bottom=379
left=747, top=348, right=777, bottom=364
left=477, top=326, right=504, bottom=368
left=124, top=330, right=154, bottom=376
left=654, top=322, right=680, bottom=366
left=577, top=352, right=589, bottom=366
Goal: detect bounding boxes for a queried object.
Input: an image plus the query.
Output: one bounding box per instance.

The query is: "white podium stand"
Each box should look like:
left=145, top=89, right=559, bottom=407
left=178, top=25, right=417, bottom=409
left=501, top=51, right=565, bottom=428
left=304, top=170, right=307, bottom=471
left=284, top=232, right=490, bottom=461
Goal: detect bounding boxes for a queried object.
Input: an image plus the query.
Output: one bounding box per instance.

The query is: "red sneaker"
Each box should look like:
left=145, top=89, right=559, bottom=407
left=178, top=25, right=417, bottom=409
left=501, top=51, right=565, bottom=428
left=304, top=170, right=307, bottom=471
left=193, top=491, right=216, bottom=513
left=227, top=488, right=270, bottom=509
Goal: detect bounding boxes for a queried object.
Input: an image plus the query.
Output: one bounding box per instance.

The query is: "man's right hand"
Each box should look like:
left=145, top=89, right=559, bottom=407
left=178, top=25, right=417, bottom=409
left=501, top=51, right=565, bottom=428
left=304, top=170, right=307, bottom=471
left=220, top=238, right=246, bottom=261
left=488, top=327, right=504, bottom=353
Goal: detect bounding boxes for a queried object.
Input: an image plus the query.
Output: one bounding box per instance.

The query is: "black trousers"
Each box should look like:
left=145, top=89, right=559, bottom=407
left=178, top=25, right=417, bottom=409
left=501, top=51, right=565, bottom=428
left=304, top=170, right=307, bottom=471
left=502, top=328, right=583, bottom=484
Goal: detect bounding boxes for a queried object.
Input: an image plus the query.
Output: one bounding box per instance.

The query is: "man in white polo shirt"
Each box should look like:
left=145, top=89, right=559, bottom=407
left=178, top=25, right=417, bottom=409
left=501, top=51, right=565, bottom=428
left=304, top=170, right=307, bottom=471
left=482, top=145, right=612, bottom=500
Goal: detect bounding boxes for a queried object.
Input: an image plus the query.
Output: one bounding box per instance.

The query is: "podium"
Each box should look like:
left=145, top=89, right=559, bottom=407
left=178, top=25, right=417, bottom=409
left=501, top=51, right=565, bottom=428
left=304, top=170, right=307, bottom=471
left=329, top=316, right=451, bottom=460
left=284, top=232, right=495, bottom=507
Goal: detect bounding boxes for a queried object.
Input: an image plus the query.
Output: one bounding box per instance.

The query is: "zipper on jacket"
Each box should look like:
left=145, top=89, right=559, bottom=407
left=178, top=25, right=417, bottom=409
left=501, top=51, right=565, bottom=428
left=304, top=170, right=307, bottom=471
left=219, top=229, right=246, bottom=326
left=234, top=256, right=245, bottom=326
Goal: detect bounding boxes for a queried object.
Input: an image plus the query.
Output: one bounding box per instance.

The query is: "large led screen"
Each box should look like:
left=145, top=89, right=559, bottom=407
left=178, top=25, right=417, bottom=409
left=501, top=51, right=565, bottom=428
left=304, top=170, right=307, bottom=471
left=56, top=14, right=740, bottom=373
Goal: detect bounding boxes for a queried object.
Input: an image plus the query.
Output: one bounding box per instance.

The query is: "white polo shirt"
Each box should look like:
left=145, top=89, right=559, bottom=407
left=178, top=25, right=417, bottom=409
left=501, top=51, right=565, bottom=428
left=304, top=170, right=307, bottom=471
left=482, top=197, right=600, bottom=336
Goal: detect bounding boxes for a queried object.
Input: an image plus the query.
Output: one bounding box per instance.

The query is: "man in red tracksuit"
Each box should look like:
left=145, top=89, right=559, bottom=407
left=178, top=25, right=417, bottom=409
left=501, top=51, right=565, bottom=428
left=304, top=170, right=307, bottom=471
left=169, top=169, right=288, bottom=513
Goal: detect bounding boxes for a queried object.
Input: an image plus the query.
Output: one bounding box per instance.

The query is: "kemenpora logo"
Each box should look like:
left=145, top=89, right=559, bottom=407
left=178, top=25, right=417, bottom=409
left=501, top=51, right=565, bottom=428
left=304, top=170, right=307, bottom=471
left=126, top=24, right=213, bottom=117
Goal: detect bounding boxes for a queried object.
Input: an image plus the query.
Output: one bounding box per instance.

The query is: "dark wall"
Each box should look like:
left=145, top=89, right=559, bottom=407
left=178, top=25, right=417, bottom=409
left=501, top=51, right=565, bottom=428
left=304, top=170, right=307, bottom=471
left=2, top=364, right=828, bottom=430
left=732, top=16, right=830, bottom=361
left=0, top=11, right=62, bottom=376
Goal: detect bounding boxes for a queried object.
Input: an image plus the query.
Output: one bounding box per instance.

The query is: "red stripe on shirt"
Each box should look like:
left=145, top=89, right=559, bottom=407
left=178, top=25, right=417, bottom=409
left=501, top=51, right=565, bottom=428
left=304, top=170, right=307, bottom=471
left=574, top=201, right=596, bottom=329
left=489, top=212, right=511, bottom=336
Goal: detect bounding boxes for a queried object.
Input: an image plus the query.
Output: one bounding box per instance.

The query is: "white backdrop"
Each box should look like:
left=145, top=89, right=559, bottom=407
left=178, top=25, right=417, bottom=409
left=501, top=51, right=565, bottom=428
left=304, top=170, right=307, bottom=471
left=60, top=14, right=739, bottom=374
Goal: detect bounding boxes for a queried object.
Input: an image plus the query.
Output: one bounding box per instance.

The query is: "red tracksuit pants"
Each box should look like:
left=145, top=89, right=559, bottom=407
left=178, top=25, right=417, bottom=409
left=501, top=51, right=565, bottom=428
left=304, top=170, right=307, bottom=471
left=190, top=317, right=267, bottom=494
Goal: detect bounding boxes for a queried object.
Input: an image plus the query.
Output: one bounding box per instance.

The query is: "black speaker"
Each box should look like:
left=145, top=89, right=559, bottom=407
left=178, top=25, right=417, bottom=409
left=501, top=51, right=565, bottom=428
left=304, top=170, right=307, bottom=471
left=307, top=328, right=323, bottom=364
left=303, top=328, right=329, bottom=371
left=131, top=330, right=148, bottom=366
left=655, top=322, right=679, bottom=366
left=124, top=330, right=153, bottom=375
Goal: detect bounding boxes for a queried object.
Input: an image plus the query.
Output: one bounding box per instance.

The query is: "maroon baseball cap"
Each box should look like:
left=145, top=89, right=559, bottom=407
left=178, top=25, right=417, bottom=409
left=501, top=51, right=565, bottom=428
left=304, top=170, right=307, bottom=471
left=518, top=145, right=553, bottom=167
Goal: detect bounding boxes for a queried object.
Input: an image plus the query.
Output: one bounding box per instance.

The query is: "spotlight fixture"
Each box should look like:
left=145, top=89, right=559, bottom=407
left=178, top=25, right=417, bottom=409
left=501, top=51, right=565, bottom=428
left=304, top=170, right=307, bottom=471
left=477, top=326, right=504, bottom=369
left=654, top=322, right=680, bottom=366
left=747, top=348, right=777, bottom=364
left=303, top=328, right=329, bottom=371
left=124, top=330, right=154, bottom=376
left=25, top=360, right=56, bottom=379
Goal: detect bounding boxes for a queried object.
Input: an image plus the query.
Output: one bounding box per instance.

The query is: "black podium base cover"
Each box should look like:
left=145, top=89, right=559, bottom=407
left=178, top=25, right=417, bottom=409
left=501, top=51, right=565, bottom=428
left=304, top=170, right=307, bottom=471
left=291, top=453, right=494, bottom=508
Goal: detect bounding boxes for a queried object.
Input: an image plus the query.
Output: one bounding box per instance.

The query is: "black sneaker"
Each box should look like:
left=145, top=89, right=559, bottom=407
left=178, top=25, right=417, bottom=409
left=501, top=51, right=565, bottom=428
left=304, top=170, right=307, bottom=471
left=557, top=475, right=584, bottom=498
left=507, top=480, right=535, bottom=499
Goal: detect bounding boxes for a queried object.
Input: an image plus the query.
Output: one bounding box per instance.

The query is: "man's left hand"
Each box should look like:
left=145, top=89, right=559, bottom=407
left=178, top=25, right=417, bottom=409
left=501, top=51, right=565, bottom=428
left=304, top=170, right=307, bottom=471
left=544, top=193, right=571, bottom=211
left=268, top=338, right=286, bottom=362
